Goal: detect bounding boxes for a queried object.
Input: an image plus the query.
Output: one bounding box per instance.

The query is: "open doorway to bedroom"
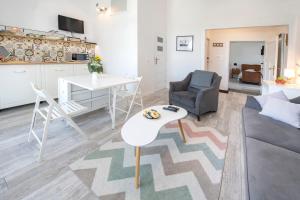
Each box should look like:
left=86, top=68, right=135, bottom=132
left=205, top=25, right=289, bottom=94
left=228, top=41, right=264, bottom=94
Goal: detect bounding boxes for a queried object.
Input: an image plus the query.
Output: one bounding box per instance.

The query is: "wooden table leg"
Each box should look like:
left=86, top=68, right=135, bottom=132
left=178, top=119, right=186, bottom=143
left=135, top=146, right=141, bottom=189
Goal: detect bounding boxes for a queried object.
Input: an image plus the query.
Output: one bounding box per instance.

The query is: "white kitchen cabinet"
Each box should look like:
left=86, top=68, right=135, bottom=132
left=69, top=64, right=109, bottom=112
left=42, top=64, right=74, bottom=98
left=74, top=64, right=90, bottom=75
left=0, top=65, right=41, bottom=109
left=0, top=63, right=93, bottom=110
left=58, top=78, right=109, bottom=114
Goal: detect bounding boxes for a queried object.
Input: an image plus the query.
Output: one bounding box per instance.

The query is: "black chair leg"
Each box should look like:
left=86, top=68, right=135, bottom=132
left=197, top=115, right=200, bottom=121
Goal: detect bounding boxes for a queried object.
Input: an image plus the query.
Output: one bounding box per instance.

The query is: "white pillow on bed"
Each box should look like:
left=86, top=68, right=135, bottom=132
left=255, top=91, right=289, bottom=107
left=244, top=69, right=256, bottom=72
left=260, top=98, right=300, bottom=128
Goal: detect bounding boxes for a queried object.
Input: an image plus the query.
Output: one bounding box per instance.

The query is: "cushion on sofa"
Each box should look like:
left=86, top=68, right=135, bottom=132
left=190, top=70, right=214, bottom=89
left=243, top=107, right=300, bottom=154
left=246, top=95, right=300, bottom=111
left=260, top=98, right=300, bottom=128
left=172, top=91, right=196, bottom=108
left=246, top=137, right=300, bottom=200
left=254, top=91, right=288, bottom=107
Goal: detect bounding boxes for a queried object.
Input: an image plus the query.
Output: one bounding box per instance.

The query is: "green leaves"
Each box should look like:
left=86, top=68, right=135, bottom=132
left=88, top=56, right=103, bottom=73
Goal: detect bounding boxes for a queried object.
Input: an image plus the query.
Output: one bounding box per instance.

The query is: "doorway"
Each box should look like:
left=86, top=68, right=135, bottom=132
left=205, top=25, right=289, bottom=94
left=204, top=38, right=210, bottom=70
left=264, top=41, right=277, bottom=81
left=228, top=41, right=265, bottom=94
left=138, top=0, right=167, bottom=95
left=153, top=36, right=166, bottom=91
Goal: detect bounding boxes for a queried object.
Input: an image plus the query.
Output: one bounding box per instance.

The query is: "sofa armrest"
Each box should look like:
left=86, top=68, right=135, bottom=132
left=290, top=96, right=300, bottom=104
left=245, top=96, right=262, bottom=111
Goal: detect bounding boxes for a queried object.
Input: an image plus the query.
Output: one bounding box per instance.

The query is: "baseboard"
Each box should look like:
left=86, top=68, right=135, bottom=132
left=219, top=89, right=229, bottom=93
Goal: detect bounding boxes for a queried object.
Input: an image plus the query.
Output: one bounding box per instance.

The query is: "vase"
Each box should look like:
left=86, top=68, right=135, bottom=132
left=92, top=72, right=99, bottom=82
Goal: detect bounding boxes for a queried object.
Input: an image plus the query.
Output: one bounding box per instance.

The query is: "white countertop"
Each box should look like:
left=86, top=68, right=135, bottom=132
left=0, top=61, right=88, bottom=65
left=59, top=74, right=138, bottom=91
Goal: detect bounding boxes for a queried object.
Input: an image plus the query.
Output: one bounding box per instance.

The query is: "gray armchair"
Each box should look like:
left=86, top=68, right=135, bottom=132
left=169, top=70, right=222, bottom=120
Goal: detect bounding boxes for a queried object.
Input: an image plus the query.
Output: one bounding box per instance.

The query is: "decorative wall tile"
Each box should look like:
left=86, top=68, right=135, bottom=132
left=0, top=34, right=96, bottom=62
left=15, top=49, right=24, bottom=58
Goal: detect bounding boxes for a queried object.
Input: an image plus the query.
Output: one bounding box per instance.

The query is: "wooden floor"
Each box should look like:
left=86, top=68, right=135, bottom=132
left=0, top=89, right=247, bottom=200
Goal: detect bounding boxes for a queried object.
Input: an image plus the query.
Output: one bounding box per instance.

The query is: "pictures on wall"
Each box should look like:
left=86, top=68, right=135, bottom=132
left=157, top=36, right=164, bottom=52
left=176, top=35, right=193, bottom=52
left=213, top=43, right=224, bottom=47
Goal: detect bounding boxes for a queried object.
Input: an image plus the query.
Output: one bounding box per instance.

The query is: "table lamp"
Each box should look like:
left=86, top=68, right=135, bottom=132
left=284, top=68, right=295, bottom=83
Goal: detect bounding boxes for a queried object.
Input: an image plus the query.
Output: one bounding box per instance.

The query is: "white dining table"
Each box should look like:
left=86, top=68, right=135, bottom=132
left=59, top=74, right=138, bottom=129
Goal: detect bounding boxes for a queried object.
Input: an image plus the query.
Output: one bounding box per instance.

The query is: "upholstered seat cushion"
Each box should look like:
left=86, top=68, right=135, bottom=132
left=190, top=70, right=214, bottom=89
left=172, top=91, right=196, bottom=108
left=187, top=86, right=209, bottom=93
left=246, top=137, right=300, bottom=200
left=243, top=107, right=300, bottom=154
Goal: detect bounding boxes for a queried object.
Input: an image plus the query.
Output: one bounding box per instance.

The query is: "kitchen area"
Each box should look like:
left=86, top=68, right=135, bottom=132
left=0, top=21, right=96, bottom=110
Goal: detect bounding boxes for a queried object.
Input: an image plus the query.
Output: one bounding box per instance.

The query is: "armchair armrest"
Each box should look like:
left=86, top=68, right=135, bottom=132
left=170, top=81, right=187, bottom=92
left=196, top=87, right=216, bottom=102
left=169, top=73, right=192, bottom=92
left=195, top=87, right=219, bottom=114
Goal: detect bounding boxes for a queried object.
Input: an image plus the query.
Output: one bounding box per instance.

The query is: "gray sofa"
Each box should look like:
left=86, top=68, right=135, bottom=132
left=169, top=70, right=222, bottom=120
left=243, top=96, right=300, bottom=200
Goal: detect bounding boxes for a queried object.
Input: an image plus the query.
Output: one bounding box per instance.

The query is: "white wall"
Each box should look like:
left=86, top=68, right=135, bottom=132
left=166, top=0, right=300, bottom=89
left=206, top=26, right=288, bottom=90
left=229, top=42, right=264, bottom=69
left=0, top=0, right=138, bottom=77
left=138, top=0, right=167, bottom=95
left=0, top=0, right=98, bottom=41
left=96, top=0, right=138, bottom=77
left=2, top=0, right=300, bottom=92
left=295, top=17, right=300, bottom=65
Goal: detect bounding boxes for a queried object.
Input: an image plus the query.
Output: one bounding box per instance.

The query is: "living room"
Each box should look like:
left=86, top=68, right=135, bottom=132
left=0, top=0, right=300, bottom=200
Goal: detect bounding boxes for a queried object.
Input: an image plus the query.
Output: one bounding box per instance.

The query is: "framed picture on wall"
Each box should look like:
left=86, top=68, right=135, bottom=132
left=176, top=35, right=194, bottom=52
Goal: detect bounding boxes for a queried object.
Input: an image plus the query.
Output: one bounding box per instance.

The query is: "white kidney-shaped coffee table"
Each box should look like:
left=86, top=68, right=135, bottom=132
left=121, top=105, right=188, bottom=189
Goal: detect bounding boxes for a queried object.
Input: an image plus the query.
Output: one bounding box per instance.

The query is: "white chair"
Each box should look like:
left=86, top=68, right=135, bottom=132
left=28, top=83, right=87, bottom=161
left=115, top=77, right=144, bottom=120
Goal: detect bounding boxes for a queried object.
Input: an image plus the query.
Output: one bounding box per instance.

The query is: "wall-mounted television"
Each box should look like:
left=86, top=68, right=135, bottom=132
left=58, top=15, right=84, bottom=34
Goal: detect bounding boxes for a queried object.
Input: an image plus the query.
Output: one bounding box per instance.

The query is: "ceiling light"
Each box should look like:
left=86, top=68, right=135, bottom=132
left=96, top=3, right=109, bottom=15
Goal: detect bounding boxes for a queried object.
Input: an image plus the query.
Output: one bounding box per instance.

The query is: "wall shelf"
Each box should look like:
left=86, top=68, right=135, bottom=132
left=0, top=25, right=96, bottom=63
left=0, top=32, right=96, bottom=45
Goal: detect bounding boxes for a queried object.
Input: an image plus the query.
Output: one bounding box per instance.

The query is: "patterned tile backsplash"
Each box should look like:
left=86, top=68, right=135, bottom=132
left=0, top=34, right=96, bottom=62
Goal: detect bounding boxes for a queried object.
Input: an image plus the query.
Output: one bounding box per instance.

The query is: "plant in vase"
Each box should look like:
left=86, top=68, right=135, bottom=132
left=88, top=55, right=103, bottom=81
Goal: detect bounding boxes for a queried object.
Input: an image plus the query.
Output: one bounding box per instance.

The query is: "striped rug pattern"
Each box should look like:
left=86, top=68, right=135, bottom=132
left=70, top=119, right=228, bottom=200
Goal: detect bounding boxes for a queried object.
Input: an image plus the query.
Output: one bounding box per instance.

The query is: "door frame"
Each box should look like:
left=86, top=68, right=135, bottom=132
left=264, top=40, right=278, bottom=81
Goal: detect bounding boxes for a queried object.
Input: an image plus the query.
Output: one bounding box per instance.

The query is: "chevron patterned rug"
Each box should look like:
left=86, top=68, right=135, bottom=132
left=70, top=119, right=228, bottom=200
